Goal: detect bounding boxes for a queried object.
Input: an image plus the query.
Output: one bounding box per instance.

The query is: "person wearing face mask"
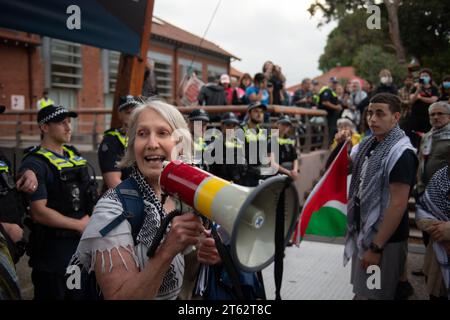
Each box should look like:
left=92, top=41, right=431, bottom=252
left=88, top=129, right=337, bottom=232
left=376, top=69, right=398, bottom=96
left=408, top=68, right=439, bottom=148
left=438, top=75, right=450, bottom=103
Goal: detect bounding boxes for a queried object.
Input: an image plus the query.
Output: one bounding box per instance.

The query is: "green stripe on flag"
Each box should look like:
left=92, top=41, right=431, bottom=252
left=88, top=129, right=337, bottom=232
left=305, top=206, right=347, bottom=237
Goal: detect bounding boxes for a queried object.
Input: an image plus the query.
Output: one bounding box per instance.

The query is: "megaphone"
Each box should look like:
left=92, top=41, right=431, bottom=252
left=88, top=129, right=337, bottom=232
left=160, top=160, right=300, bottom=272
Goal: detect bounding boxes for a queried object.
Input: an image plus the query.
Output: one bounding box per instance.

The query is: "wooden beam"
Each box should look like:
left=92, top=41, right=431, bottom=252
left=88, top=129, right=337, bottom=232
left=110, top=0, right=155, bottom=128
left=176, top=105, right=328, bottom=116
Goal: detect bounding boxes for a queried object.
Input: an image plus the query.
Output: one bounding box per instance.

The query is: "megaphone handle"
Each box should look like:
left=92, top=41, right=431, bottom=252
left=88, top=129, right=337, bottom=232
left=146, top=209, right=182, bottom=258
left=210, top=226, right=246, bottom=301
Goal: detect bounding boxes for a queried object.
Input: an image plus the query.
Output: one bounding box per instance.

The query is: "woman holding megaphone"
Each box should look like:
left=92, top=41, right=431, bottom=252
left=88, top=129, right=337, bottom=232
left=71, top=99, right=220, bottom=300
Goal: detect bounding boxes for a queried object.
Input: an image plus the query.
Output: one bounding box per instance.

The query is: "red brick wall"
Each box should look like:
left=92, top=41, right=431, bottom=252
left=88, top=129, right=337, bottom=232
left=0, top=37, right=230, bottom=139
left=79, top=45, right=103, bottom=109
left=78, top=45, right=105, bottom=134
left=0, top=43, right=34, bottom=137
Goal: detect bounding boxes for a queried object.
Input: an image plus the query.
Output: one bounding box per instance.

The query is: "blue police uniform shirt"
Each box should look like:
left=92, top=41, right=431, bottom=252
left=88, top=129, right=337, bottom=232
left=20, top=149, right=71, bottom=202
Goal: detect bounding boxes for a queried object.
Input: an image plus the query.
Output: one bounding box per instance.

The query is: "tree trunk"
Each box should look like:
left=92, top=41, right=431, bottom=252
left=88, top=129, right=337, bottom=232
left=384, top=0, right=406, bottom=63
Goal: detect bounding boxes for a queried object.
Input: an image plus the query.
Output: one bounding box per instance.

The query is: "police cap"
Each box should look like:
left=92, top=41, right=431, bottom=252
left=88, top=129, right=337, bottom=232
left=221, top=112, right=240, bottom=125
left=276, top=115, right=292, bottom=125
left=119, top=95, right=141, bottom=112
left=37, top=105, right=78, bottom=125
left=247, top=102, right=268, bottom=112
left=188, top=109, right=210, bottom=122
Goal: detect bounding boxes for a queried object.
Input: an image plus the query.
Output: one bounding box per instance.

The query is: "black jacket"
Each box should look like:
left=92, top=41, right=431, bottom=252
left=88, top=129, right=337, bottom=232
left=198, top=83, right=227, bottom=106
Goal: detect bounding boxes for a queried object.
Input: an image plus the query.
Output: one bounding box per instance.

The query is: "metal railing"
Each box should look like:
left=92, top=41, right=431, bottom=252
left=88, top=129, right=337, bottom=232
left=0, top=106, right=329, bottom=152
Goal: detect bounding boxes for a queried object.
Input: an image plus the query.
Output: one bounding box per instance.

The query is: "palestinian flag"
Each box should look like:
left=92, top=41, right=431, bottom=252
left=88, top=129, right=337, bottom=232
left=293, top=141, right=349, bottom=244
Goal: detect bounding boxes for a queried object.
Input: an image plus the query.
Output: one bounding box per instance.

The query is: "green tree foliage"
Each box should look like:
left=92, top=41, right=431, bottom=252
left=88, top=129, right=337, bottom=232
left=398, top=0, right=450, bottom=81
left=311, top=0, right=450, bottom=81
left=353, top=45, right=407, bottom=87
left=318, top=10, right=389, bottom=72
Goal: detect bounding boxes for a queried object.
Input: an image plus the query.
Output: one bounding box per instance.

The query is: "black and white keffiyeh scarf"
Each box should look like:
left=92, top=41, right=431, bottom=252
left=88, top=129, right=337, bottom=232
left=417, top=165, right=450, bottom=221
left=421, top=123, right=450, bottom=156
left=130, top=166, right=182, bottom=297
left=348, top=125, right=405, bottom=228
left=130, top=166, right=166, bottom=248
left=416, top=166, right=450, bottom=296
left=344, top=125, right=412, bottom=264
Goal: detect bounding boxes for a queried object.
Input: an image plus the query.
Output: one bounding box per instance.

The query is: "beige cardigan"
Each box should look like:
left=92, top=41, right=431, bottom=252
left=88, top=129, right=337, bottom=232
left=416, top=219, right=450, bottom=297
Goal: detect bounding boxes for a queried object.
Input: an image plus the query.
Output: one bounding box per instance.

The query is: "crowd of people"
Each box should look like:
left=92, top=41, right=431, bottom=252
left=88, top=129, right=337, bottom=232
left=0, top=60, right=449, bottom=301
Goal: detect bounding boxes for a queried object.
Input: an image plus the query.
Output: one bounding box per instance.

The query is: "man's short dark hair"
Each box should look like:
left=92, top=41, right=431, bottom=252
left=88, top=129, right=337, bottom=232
left=419, top=68, right=432, bottom=77
left=369, top=93, right=402, bottom=114
left=254, top=73, right=266, bottom=84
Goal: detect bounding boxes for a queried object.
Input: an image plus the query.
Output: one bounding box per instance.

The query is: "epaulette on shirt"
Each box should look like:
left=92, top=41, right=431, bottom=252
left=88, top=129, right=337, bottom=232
left=23, top=145, right=40, bottom=155
left=104, top=128, right=119, bottom=135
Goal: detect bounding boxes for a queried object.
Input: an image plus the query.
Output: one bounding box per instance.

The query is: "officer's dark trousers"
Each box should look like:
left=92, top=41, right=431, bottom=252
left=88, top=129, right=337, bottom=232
left=32, top=269, right=66, bottom=300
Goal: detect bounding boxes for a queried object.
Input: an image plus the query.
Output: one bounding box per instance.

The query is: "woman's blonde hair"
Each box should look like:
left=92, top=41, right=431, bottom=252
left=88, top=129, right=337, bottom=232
left=117, top=98, right=192, bottom=168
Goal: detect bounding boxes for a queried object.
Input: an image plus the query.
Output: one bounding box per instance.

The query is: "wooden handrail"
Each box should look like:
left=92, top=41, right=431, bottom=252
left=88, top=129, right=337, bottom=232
left=2, top=108, right=112, bottom=116
left=1, top=106, right=329, bottom=151
left=176, top=105, right=328, bottom=116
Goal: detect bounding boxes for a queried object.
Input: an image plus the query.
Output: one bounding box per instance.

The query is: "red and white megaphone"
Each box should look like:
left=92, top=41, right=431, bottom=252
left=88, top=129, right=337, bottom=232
left=160, top=160, right=300, bottom=272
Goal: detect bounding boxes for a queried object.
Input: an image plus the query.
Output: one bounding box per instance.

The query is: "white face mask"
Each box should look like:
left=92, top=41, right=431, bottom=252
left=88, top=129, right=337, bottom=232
left=380, top=76, right=392, bottom=84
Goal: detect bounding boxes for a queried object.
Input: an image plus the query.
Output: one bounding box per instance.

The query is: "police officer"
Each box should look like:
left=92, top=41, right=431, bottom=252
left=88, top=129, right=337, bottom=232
left=36, top=90, right=55, bottom=110
left=188, top=109, right=211, bottom=171
left=318, top=77, right=343, bottom=141
left=208, top=112, right=247, bottom=184
left=268, top=115, right=299, bottom=181
left=0, top=105, right=38, bottom=299
left=98, top=95, right=140, bottom=192
left=20, top=105, right=98, bottom=300
left=240, top=102, right=269, bottom=186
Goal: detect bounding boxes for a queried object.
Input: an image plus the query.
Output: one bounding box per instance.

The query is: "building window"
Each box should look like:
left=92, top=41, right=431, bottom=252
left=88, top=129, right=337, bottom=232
left=107, top=50, right=120, bottom=93
left=148, top=51, right=172, bottom=101
left=49, top=39, right=82, bottom=89
left=178, top=58, right=202, bottom=82
left=207, top=65, right=227, bottom=83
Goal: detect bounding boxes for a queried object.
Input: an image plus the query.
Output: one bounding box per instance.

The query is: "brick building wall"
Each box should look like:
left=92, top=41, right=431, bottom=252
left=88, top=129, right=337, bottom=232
left=0, top=28, right=232, bottom=139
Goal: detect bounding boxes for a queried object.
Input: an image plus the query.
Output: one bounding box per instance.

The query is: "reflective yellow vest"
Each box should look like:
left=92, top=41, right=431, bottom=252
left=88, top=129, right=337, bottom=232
left=277, top=137, right=295, bottom=146
left=319, top=86, right=337, bottom=98
left=242, top=124, right=266, bottom=143
left=34, top=146, right=87, bottom=171
left=194, top=137, right=208, bottom=152
left=37, top=98, right=55, bottom=109
left=0, top=160, right=9, bottom=173
left=104, top=129, right=128, bottom=148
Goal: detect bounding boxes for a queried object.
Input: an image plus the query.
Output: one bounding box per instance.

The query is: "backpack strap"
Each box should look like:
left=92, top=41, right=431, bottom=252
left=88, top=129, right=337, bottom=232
left=99, top=178, right=145, bottom=242
left=210, top=225, right=245, bottom=300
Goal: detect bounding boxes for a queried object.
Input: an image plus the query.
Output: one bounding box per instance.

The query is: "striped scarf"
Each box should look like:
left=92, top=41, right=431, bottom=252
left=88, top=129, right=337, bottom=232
left=348, top=125, right=405, bottom=228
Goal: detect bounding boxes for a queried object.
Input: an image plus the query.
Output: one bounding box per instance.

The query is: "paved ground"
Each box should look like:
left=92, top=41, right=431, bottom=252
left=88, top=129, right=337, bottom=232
left=16, top=238, right=428, bottom=300
left=261, top=238, right=428, bottom=300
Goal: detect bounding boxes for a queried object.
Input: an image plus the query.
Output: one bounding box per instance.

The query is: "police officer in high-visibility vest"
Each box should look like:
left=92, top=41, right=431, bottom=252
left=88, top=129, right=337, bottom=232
left=240, top=102, right=269, bottom=187
left=311, top=79, right=320, bottom=107
left=36, top=90, right=55, bottom=110
left=20, top=105, right=98, bottom=300
left=188, top=109, right=210, bottom=171
left=0, top=105, right=39, bottom=300
left=318, top=77, right=343, bottom=141
left=268, top=115, right=299, bottom=181
left=208, top=112, right=247, bottom=184
left=98, top=95, right=140, bottom=192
